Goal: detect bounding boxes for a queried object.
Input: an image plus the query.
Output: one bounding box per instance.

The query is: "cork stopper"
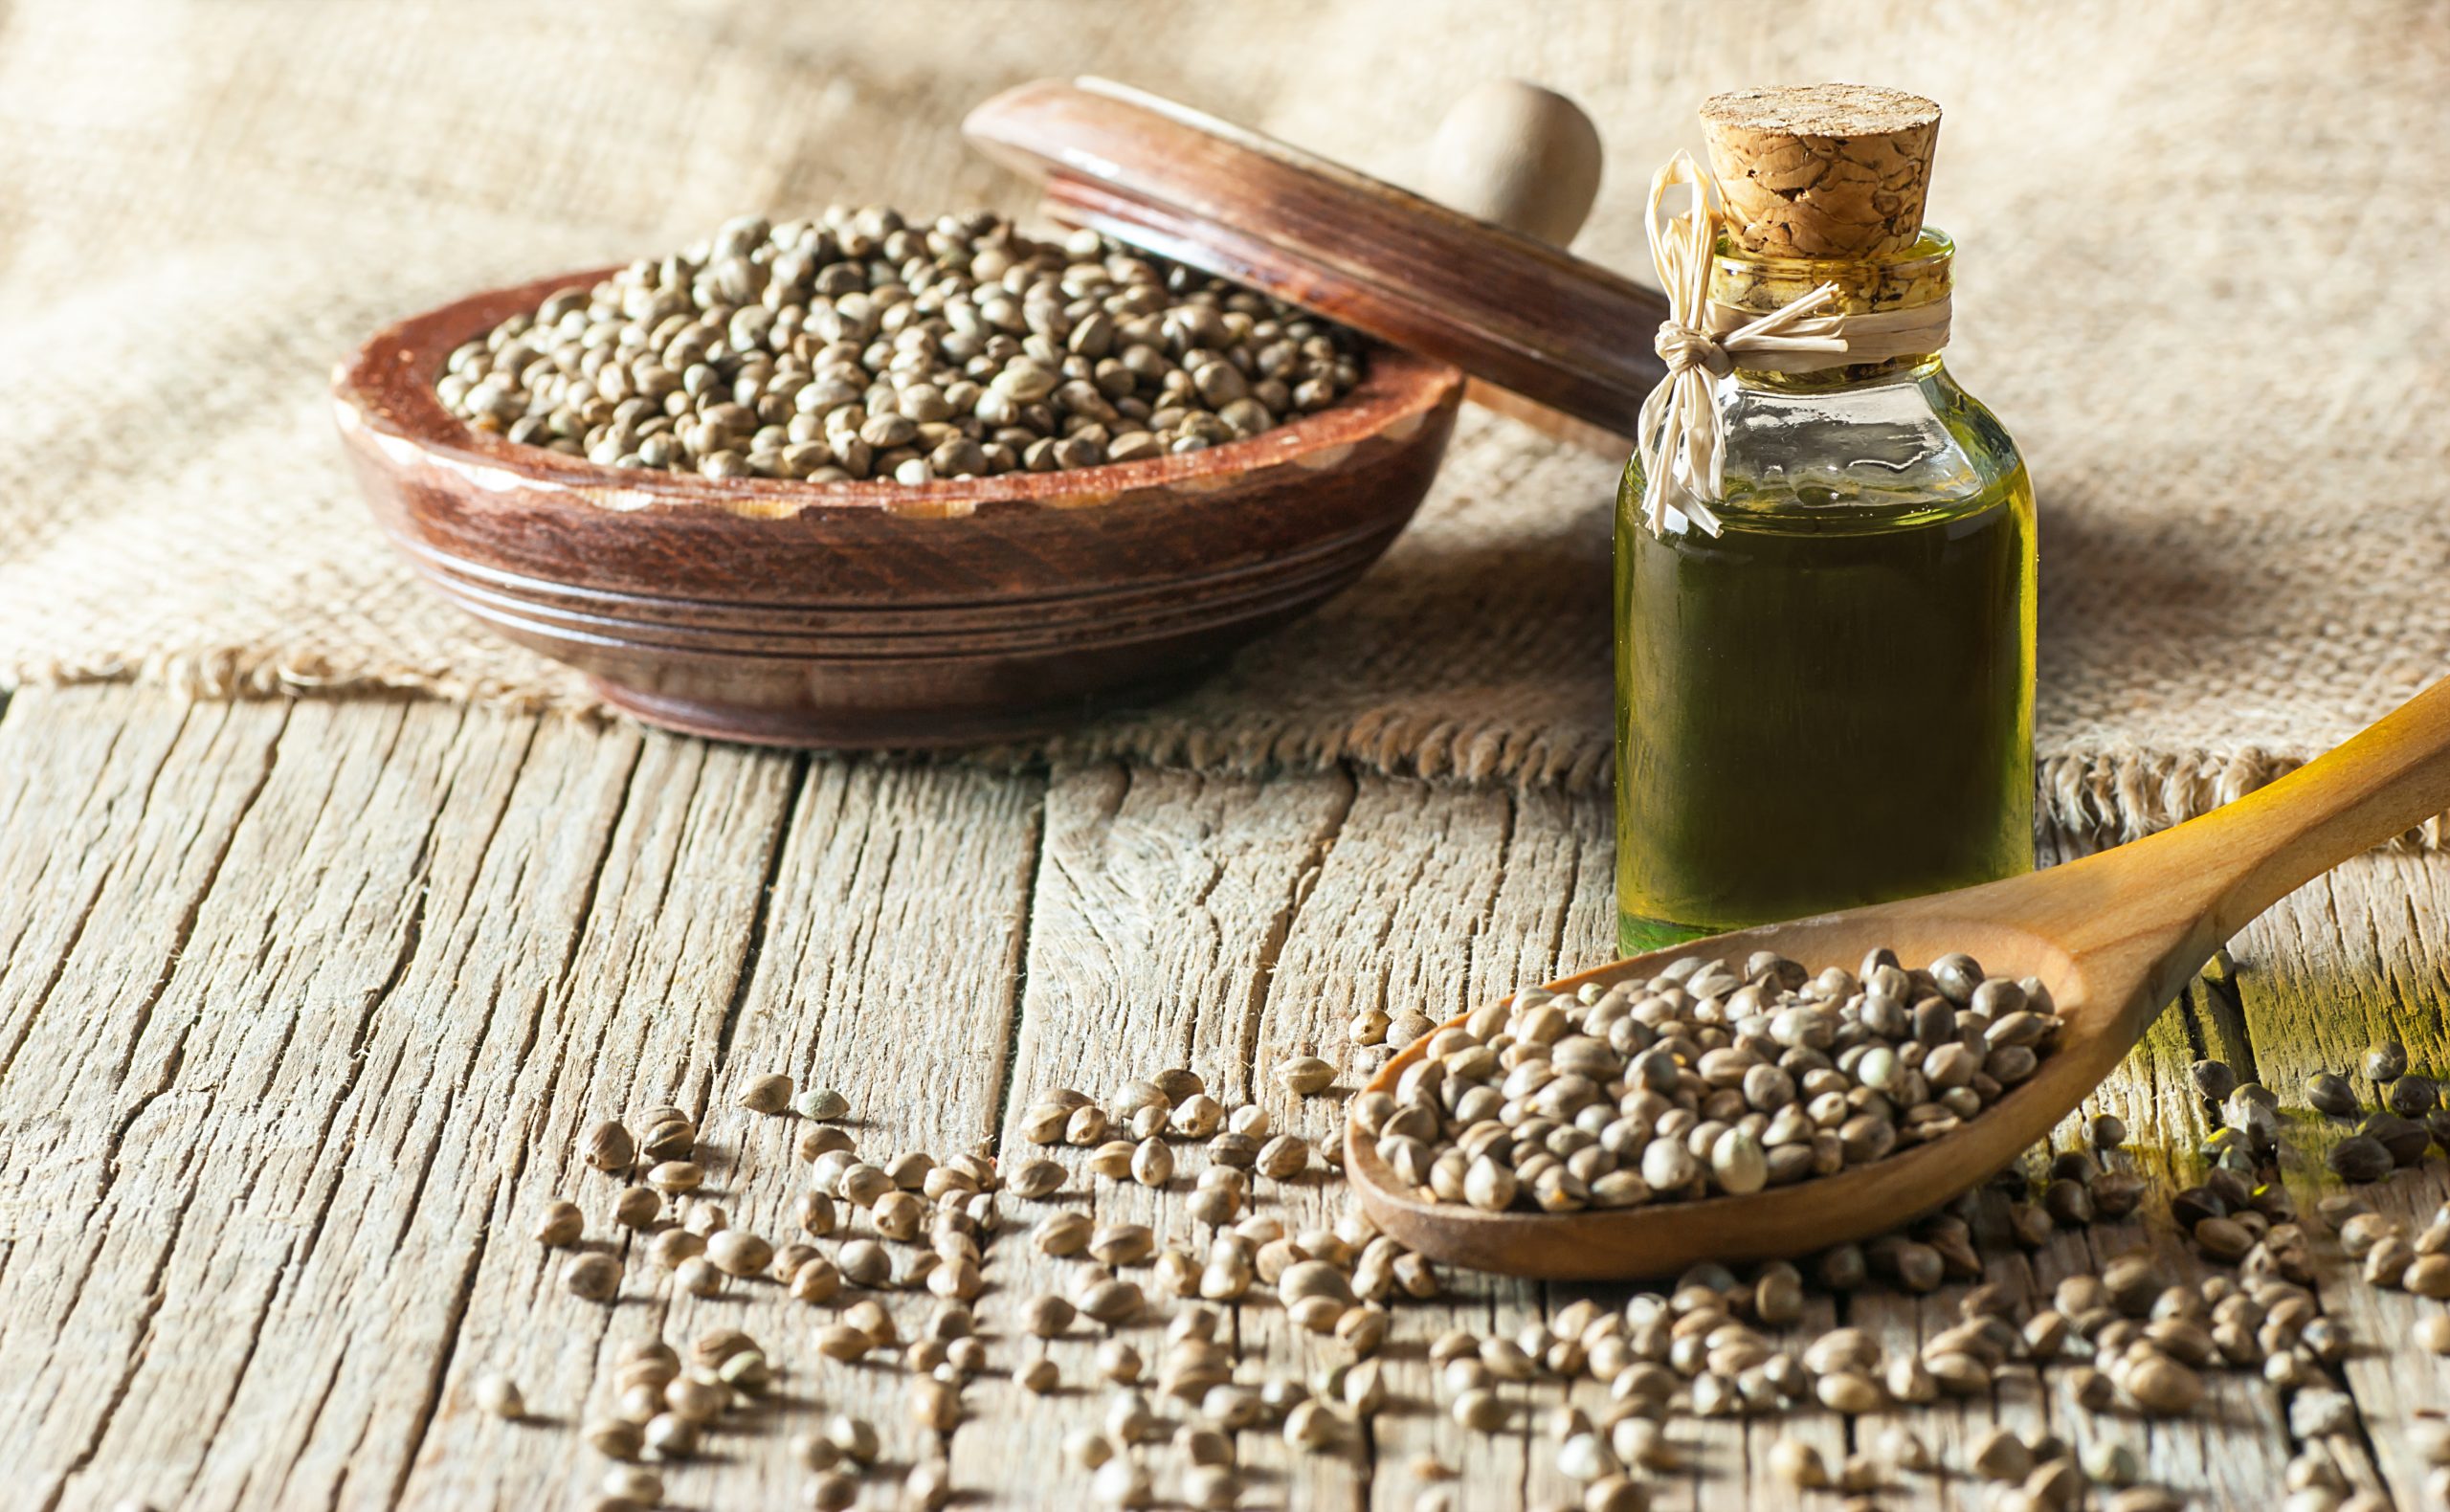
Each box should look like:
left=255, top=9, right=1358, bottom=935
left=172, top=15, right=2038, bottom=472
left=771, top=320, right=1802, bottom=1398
left=1699, top=84, right=1940, bottom=259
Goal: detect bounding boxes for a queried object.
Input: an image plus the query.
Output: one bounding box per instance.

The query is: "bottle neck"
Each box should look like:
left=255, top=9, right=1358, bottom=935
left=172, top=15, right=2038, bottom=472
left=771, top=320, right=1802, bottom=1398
left=1708, top=229, right=1953, bottom=388
left=1731, top=352, right=1945, bottom=391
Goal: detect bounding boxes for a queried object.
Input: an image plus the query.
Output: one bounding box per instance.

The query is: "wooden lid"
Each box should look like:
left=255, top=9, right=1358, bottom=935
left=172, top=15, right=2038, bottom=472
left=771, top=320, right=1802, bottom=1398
left=1700, top=84, right=1940, bottom=259
left=964, top=77, right=1666, bottom=440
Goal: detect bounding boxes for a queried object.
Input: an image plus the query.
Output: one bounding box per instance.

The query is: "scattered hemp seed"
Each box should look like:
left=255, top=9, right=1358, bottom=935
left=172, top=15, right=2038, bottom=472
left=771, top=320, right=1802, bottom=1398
left=2388, top=1073, right=2439, bottom=1118
left=601, top=1467, right=664, bottom=1505
left=457, top=950, right=2443, bottom=1507
left=1880, top=1426, right=1932, bottom=1473
left=1769, top=1436, right=1829, bottom=1489
left=438, top=209, right=1363, bottom=483
left=2082, top=1439, right=2141, bottom=1487
left=1256, top=1134, right=1310, bottom=1181
left=1008, top=1158, right=1065, bottom=1199
left=473, top=1372, right=525, bottom=1420
left=1971, top=1426, right=2032, bottom=1481
left=806, top=1472, right=857, bottom=1512
left=2328, top=1136, right=2394, bottom=1183
left=635, top=1105, right=697, bottom=1161
left=1452, top=1388, right=1506, bottom=1433
left=797, top=1087, right=851, bottom=1122
left=829, top=1414, right=882, bottom=1468
left=582, top=1120, right=636, bottom=1172
left=2366, top=1040, right=2409, bottom=1082
left=739, top=1073, right=793, bottom=1113
left=611, top=1186, right=662, bottom=1230
left=1182, top=1464, right=1239, bottom=1510
left=706, top=1230, right=773, bottom=1277
left=1091, top=1456, right=1153, bottom=1509
left=561, top=1254, right=620, bottom=1303
left=1277, top=1056, right=1337, bottom=1096
left=533, top=1200, right=585, bottom=1248
left=1021, top=1295, right=1075, bottom=1339
left=2305, top=1072, right=2361, bottom=1117
left=584, top=1416, right=644, bottom=1461
left=646, top=1159, right=703, bottom=1194
left=649, top=1229, right=704, bottom=1271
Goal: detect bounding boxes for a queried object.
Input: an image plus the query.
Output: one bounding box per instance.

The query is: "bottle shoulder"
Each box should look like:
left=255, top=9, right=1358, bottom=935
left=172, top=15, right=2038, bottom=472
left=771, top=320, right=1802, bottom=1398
left=1621, top=362, right=2028, bottom=535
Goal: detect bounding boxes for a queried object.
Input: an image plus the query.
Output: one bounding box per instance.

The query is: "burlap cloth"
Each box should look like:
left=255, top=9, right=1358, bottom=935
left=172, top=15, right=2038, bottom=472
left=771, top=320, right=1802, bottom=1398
left=6, top=0, right=2447, bottom=848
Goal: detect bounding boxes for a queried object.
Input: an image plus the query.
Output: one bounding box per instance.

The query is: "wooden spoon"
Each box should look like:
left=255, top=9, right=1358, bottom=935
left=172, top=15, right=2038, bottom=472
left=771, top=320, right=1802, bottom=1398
left=1347, top=675, right=2450, bottom=1279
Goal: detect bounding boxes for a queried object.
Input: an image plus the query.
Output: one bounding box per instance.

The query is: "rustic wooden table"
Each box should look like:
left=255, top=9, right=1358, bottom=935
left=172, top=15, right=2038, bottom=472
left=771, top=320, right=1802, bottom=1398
left=3, top=685, right=2444, bottom=1512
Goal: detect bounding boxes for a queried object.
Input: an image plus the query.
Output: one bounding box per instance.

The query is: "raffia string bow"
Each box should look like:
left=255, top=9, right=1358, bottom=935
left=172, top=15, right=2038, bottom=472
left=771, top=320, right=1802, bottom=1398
left=1633, top=151, right=1951, bottom=539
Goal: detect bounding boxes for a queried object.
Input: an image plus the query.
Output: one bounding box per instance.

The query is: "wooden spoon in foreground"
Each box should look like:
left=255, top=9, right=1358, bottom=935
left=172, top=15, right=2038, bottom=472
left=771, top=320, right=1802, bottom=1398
left=1348, top=675, right=2450, bottom=1279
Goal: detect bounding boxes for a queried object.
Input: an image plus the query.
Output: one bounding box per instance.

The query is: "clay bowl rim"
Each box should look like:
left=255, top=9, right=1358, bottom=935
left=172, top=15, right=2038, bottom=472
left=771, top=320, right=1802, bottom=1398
left=332, top=266, right=1464, bottom=525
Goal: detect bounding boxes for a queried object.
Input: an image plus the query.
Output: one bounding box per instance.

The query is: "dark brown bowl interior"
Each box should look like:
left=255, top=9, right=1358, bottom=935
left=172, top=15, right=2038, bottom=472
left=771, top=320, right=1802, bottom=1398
left=335, top=268, right=1464, bottom=746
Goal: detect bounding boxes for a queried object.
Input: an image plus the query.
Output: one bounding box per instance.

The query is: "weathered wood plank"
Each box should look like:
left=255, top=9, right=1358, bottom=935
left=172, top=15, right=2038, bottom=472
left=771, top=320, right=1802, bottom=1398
left=6, top=682, right=2450, bottom=1511
left=1255, top=776, right=1575, bottom=1512
left=0, top=687, right=1057, bottom=1512
left=546, top=758, right=1046, bottom=1512
left=948, top=763, right=1359, bottom=1509
left=371, top=723, right=794, bottom=1512
left=0, top=694, right=533, bottom=1512
left=0, top=688, right=294, bottom=1509
left=2223, top=854, right=2450, bottom=1511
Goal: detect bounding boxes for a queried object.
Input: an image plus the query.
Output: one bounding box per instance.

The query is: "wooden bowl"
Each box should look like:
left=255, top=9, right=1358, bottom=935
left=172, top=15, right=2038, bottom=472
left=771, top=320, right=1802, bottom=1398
left=333, top=270, right=1463, bottom=747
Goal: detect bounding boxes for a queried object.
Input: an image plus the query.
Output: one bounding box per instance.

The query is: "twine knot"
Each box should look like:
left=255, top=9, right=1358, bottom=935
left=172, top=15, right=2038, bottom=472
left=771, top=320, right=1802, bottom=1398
left=1653, top=321, right=1732, bottom=379
left=1632, top=152, right=1951, bottom=540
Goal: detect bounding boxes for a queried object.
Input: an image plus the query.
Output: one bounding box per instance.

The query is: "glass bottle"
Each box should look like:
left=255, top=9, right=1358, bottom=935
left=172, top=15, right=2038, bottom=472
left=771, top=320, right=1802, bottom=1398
left=1615, top=210, right=2036, bottom=953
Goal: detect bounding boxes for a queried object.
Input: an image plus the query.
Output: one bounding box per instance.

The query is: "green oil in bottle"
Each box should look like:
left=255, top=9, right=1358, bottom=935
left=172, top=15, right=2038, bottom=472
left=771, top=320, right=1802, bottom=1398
left=1614, top=430, right=2036, bottom=954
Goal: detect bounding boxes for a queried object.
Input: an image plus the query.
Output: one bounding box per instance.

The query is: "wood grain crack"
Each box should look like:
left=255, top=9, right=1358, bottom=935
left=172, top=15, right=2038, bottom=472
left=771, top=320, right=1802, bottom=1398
left=715, top=752, right=811, bottom=1072
left=39, top=1189, right=194, bottom=1512
left=0, top=707, right=171, bottom=1085
left=987, top=780, right=1054, bottom=1153
left=553, top=738, right=646, bottom=998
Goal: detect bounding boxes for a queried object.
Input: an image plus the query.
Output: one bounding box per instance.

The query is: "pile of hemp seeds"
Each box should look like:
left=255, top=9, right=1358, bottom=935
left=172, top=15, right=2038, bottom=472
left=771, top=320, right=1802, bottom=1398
left=435, top=206, right=1364, bottom=483
left=482, top=952, right=2450, bottom=1512
left=1356, top=948, right=2061, bottom=1213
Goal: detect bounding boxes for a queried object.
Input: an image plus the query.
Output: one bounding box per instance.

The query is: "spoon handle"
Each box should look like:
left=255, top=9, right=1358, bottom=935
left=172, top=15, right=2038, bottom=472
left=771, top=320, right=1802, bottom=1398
left=2105, top=672, right=2450, bottom=945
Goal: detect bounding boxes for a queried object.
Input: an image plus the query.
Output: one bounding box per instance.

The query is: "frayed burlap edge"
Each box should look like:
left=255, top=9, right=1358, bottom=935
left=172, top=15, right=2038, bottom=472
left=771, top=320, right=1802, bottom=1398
left=8, top=647, right=608, bottom=719
left=11, top=650, right=2439, bottom=856
left=2039, top=750, right=2445, bottom=856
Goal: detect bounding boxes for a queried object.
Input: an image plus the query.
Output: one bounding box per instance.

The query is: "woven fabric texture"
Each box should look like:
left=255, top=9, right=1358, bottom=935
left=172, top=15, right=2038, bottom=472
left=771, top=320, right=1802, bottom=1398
left=4, top=0, right=2446, bottom=848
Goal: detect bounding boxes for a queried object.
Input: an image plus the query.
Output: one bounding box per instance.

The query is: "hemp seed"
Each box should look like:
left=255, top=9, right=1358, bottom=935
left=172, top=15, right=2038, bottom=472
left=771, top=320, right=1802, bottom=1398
left=533, top=1200, right=585, bottom=1247
left=738, top=1073, right=793, bottom=1113
left=2305, top=1072, right=2361, bottom=1116
left=582, top=1120, right=636, bottom=1172
left=705, top=1230, right=773, bottom=1277
left=645, top=1160, right=702, bottom=1194
left=1277, top=1056, right=1337, bottom=1095
left=561, top=1254, right=620, bottom=1303
left=473, top=1372, right=525, bottom=1420
left=584, top=1416, right=644, bottom=1461
left=2327, top=1135, right=2393, bottom=1183
left=796, top=1087, right=851, bottom=1121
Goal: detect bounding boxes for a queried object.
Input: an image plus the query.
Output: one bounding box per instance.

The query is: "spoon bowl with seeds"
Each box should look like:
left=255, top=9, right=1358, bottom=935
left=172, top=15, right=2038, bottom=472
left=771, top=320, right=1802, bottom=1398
left=1349, top=674, right=2450, bottom=1279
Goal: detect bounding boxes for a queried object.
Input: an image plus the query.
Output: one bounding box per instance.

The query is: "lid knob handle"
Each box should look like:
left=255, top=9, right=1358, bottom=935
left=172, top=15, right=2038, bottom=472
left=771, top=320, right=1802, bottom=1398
left=1421, top=80, right=1604, bottom=246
